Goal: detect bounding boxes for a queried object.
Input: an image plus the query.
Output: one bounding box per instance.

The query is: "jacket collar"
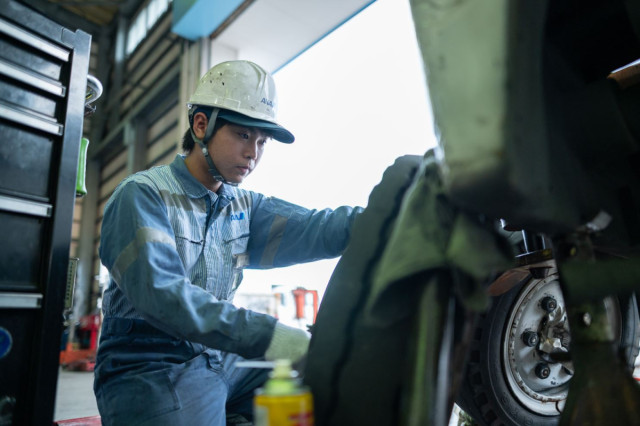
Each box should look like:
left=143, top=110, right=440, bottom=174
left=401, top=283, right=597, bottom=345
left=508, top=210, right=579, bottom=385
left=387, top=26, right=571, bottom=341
left=170, top=154, right=236, bottom=202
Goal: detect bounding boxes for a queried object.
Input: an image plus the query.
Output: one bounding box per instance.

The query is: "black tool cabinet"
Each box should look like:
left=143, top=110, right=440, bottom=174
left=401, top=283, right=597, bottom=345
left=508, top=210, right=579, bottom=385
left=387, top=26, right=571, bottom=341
left=0, top=1, right=90, bottom=424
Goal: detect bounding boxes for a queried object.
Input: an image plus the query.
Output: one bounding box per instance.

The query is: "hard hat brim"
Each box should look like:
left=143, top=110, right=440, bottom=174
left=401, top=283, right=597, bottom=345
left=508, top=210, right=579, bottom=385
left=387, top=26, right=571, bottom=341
left=218, top=109, right=294, bottom=144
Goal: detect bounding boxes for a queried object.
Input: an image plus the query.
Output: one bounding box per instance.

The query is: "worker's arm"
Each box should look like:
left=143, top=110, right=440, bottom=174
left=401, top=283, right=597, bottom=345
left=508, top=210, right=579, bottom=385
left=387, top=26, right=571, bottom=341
left=99, top=178, right=277, bottom=359
left=247, top=193, right=364, bottom=268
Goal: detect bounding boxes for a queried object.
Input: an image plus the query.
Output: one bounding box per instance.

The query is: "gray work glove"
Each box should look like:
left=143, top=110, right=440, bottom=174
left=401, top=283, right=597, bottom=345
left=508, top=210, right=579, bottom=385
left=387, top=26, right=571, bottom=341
left=264, top=322, right=310, bottom=363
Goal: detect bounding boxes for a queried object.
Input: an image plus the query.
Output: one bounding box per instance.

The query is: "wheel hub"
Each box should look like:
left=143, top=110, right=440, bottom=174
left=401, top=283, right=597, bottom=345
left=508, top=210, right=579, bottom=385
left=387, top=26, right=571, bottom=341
left=538, top=304, right=570, bottom=358
left=504, top=271, right=573, bottom=416
left=502, top=264, right=624, bottom=418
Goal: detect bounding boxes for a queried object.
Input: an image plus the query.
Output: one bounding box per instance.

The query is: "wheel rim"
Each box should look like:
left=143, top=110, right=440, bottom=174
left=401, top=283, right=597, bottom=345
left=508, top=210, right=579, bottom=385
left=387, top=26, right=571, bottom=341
left=503, top=271, right=622, bottom=416
left=504, top=273, right=570, bottom=416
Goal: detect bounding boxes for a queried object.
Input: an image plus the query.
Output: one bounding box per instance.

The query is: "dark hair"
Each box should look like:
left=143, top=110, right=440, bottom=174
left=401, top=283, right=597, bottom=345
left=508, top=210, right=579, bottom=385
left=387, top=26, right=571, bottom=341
left=181, top=117, right=229, bottom=154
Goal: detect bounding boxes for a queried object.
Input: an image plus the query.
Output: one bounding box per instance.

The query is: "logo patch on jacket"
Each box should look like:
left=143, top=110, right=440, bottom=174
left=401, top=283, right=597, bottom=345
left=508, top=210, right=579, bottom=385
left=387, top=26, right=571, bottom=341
left=230, top=212, right=245, bottom=221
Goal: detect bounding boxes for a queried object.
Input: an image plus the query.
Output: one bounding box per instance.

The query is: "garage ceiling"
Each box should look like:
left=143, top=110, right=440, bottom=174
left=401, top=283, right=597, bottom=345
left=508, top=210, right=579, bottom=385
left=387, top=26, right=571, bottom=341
left=213, top=0, right=376, bottom=72
left=25, top=0, right=144, bottom=35
left=36, top=0, right=127, bottom=26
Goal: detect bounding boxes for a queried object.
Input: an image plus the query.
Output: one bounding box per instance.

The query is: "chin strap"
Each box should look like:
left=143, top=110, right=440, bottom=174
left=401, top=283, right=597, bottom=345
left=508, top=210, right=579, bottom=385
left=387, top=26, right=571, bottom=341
left=190, top=107, right=238, bottom=187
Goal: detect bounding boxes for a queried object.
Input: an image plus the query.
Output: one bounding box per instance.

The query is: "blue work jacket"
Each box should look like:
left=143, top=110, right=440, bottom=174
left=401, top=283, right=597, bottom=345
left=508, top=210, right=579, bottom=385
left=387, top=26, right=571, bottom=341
left=99, top=155, right=361, bottom=359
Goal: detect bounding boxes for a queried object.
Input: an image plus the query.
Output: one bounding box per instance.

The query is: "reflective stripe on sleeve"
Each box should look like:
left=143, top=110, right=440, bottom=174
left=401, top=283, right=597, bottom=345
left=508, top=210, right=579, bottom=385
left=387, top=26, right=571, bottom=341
left=111, top=227, right=176, bottom=283
left=259, top=215, right=288, bottom=267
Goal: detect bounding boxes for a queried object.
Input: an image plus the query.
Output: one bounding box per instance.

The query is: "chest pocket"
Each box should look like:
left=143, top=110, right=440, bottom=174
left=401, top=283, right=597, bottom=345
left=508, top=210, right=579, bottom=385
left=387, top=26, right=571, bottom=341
left=223, top=220, right=250, bottom=298
left=226, top=234, right=249, bottom=269
left=175, top=231, right=205, bottom=275
left=169, top=197, right=207, bottom=277
left=225, top=215, right=250, bottom=257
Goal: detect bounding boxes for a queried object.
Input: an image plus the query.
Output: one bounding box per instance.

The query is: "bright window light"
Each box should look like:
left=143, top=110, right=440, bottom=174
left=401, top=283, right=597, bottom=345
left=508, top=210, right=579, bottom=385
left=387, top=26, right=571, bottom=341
left=239, top=0, right=437, bottom=302
left=126, top=0, right=172, bottom=56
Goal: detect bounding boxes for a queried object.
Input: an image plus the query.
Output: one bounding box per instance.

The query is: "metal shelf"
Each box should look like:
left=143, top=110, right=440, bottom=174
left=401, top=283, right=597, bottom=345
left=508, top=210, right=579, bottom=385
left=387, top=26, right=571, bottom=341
left=0, top=100, right=63, bottom=136
left=0, top=293, right=42, bottom=309
left=0, top=19, right=69, bottom=62
left=0, top=60, right=66, bottom=97
left=0, top=194, right=51, bottom=217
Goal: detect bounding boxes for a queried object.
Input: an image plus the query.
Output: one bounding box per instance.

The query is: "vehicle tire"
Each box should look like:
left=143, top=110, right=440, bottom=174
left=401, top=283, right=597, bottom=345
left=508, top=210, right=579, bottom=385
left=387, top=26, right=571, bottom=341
left=456, top=269, right=640, bottom=426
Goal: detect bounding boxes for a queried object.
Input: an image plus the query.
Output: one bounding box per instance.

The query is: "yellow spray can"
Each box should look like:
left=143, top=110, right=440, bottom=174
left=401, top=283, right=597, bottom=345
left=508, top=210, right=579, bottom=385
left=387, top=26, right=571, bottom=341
left=254, top=359, right=314, bottom=426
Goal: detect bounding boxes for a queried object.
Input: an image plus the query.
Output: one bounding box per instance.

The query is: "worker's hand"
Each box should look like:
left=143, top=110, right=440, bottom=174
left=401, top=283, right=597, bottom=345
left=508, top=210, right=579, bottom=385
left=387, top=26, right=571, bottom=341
left=264, top=322, right=310, bottom=364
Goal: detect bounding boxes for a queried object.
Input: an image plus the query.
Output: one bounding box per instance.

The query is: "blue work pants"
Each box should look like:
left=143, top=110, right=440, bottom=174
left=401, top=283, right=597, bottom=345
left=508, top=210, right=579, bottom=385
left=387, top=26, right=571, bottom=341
left=94, top=318, right=269, bottom=425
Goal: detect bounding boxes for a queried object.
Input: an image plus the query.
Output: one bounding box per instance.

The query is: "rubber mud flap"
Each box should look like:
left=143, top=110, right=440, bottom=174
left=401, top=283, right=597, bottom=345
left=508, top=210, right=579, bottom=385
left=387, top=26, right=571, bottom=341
left=304, top=155, right=422, bottom=426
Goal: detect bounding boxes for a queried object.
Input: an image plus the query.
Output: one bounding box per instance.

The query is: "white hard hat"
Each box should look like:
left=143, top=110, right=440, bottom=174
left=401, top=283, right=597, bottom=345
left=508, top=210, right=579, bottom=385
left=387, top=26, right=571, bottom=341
left=188, top=60, right=294, bottom=143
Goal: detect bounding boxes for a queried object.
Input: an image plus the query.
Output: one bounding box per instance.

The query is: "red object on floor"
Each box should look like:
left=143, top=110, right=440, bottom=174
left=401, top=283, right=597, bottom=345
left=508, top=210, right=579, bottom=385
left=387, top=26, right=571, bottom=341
left=54, top=415, right=101, bottom=425
left=60, top=347, right=96, bottom=368
left=60, top=314, right=101, bottom=369
left=64, top=359, right=96, bottom=372
left=292, top=287, right=319, bottom=323
left=79, top=314, right=101, bottom=351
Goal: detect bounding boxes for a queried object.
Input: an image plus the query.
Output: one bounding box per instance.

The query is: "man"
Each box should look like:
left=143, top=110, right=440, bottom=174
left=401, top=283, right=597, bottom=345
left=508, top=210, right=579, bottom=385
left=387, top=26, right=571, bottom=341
left=94, top=60, right=362, bottom=425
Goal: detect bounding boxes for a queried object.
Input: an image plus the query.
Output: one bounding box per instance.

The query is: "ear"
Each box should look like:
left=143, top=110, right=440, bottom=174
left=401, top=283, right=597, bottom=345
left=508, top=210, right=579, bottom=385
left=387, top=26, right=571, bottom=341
left=192, top=112, right=208, bottom=140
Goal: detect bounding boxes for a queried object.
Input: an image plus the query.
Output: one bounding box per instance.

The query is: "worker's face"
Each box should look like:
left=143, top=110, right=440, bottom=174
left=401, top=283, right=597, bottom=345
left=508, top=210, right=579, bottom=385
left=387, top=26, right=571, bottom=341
left=206, top=123, right=269, bottom=184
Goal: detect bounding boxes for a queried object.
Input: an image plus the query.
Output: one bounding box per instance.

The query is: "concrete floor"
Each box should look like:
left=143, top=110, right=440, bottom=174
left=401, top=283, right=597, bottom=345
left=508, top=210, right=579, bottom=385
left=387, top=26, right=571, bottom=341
left=51, top=367, right=459, bottom=424
left=52, top=361, right=640, bottom=424
left=54, top=368, right=99, bottom=421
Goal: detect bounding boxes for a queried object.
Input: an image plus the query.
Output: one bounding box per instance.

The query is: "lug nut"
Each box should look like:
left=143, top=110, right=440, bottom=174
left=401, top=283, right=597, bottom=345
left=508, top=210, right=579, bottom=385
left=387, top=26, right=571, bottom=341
left=522, top=331, right=540, bottom=347
left=540, top=297, right=557, bottom=312
left=535, top=362, right=551, bottom=379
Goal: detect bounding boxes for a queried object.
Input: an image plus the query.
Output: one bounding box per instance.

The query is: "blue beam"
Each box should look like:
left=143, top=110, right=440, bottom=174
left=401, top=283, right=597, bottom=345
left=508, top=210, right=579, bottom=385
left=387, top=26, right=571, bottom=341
left=172, top=0, right=244, bottom=41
